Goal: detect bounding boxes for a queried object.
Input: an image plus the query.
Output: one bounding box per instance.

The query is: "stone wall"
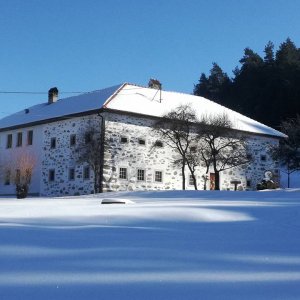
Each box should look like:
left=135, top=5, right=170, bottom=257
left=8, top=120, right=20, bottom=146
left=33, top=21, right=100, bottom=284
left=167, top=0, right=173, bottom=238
left=39, top=112, right=279, bottom=196
left=41, top=115, right=100, bottom=196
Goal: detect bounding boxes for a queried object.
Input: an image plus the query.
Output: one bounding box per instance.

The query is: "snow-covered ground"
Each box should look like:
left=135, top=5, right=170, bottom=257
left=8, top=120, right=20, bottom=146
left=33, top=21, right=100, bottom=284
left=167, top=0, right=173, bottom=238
left=0, top=190, right=300, bottom=300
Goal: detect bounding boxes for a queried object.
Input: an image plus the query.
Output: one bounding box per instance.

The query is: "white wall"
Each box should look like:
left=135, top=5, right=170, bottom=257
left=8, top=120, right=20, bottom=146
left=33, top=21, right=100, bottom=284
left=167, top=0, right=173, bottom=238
left=0, top=125, right=43, bottom=196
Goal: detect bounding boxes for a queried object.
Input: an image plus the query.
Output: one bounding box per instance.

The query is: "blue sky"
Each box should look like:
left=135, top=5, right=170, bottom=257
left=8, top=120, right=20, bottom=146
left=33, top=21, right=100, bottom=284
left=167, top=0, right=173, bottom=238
left=0, top=0, right=299, bottom=118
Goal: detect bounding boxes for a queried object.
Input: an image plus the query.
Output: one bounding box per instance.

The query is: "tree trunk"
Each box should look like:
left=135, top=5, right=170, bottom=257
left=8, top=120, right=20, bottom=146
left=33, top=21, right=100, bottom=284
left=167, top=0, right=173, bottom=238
left=182, top=163, right=186, bottom=190
left=288, top=172, right=290, bottom=188
left=214, top=171, right=220, bottom=190
left=191, top=173, right=198, bottom=190
left=212, top=158, right=220, bottom=190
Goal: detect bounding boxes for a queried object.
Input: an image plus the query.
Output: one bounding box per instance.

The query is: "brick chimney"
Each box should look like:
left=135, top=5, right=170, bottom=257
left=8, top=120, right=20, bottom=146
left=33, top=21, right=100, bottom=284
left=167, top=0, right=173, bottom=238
left=48, top=87, right=59, bottom=104
left=148, top=79, right=162, bottom=90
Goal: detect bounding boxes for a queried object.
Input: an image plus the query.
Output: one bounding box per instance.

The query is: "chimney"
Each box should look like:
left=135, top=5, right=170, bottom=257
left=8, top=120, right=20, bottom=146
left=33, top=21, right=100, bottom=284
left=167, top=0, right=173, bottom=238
left=48, top=87, right=59, bottom=104
left=148, top=78, right=162, bottom=90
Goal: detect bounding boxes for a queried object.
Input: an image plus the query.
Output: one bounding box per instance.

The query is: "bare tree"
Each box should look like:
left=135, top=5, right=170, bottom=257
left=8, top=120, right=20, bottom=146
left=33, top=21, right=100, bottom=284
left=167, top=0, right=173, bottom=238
left=153, top=104, right=198, bottom=190
left=1, top=152, right=35, bottom=198
left=197, top=114, right=251, bottom=190
left=76, top=116, right=105, bottom=194
left=270, top=116, right=300, bottom=188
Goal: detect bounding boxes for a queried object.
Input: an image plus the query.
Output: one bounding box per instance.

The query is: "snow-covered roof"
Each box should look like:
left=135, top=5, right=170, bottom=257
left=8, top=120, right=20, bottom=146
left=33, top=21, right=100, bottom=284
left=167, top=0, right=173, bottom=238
left=0, top=84, right=123, bottom=130
left=0, top=83, right=285, bottom=138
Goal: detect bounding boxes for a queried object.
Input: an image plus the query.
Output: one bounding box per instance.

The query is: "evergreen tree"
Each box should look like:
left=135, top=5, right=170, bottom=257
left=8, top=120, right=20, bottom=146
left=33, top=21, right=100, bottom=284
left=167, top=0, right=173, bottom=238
left=194, top=63, right=231, bottom=104
left=264, top=41, right=275, bottom=64
left=193, top=38, right=300, bottom=129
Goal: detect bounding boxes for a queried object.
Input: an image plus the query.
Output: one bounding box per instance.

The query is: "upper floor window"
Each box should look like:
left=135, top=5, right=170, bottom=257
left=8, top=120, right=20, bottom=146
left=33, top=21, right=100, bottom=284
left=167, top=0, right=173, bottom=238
left=6, top=134, right=12, bottom=149
left=190, top=146, right=196, bottom=153
left=155, top=140, right=163, bottom=147
left=50, top=137, right=56, bottom=149
left=16, top=132, right=23, bottom=147
left=70, top=134, right=76, bottom=147
left=137, top=169, right=145, bottom=181
left=120, top=136, right=128, bottom=144
left=260, top=155, right=267, bottom=162
left=27, top=130, right=33, bottom=145
left=85, top=133, right=92, bottom=144
left=138, top=139, right=146, bottom=145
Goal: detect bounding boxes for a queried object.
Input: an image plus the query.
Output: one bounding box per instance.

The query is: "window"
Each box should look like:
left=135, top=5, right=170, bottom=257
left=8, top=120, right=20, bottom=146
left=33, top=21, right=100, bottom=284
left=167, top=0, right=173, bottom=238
left=27, top=130, right=33, bottom=145
left=155, top=140, right=163, bottom=147
left=260, top=155, right=267, bottom=162
left=246, top=180, right=251, bottom=187
left=247, top=154, right=252, bottom=160
left=50, top=137, right=56, bottom=149
left=190, top=146, right=196, bottom=153
left=25, top=169, right=31, bottom=184
left=70, top=134, right=76, bottom=147
left=137, top=169, right=145, bottom=181
left=85, top=133, right=91, bottom=144
left=69, top=168, right=75, bottom=181
left=15, top=169, right=21, bottom=184
left=4, top=170, right=10, bottom=185
left=6, top=134, right=12, bottom=149
left=189, top=174, right=194, bottom=186
left=16, top=132, right=22, bottom=147
left=83, top=166, right=90, bottom=180
left=154, top=171, right=163, bottom=183
left=138, top=139, right=146, bottom=145
left=119, top=167, right=127, bottom=179
left=120, top=137, right=128, bottom=143
left=49, top=169, right=55, bottom=182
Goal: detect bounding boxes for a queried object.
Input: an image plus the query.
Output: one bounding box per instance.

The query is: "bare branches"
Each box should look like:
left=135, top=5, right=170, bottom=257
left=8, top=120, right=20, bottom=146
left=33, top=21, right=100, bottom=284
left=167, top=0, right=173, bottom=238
left=196, top=114, right=251, bottom=190
left=75, top=117, right=104, bottom=193
left=1, top=151, right=36, bottom=198
left=153, top=104, right=198, bottom=189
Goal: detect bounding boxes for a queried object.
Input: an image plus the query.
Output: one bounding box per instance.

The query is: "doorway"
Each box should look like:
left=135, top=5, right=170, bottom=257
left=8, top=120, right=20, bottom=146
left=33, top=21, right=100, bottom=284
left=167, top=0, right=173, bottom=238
left=210, top=173, right=215, bottom=190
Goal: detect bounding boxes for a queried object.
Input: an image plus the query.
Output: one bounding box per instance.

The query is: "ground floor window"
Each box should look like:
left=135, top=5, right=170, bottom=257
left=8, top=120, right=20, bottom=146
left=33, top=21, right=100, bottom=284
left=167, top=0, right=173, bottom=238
left=137, top=169, right=145, bottom=181
left=69, top=168, right=75, bottom=181
left=83, top=166, right=90, bottom=180
left=189, top=174, right=194, bottom=186
left=4, top=170, right=10, bottom=185
left=154, top=171, right=163, bottom=183
left=49, top=169, right=55, bottom=182
left=119, top=167, right=127, bottom=179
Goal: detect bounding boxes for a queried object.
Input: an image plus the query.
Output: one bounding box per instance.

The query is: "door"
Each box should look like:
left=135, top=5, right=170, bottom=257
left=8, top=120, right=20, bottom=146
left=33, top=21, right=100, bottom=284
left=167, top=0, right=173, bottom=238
left=210, top=173, right=215, bottom=190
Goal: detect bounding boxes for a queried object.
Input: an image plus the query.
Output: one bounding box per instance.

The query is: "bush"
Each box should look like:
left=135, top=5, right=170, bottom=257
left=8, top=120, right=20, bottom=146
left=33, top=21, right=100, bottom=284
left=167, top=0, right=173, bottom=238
left=16, top=184, right=29, bottom=199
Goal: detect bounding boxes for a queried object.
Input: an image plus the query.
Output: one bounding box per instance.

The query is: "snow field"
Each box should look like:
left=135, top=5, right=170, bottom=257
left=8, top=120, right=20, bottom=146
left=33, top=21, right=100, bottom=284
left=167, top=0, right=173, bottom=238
left=0, top=190, right=300, bottom=299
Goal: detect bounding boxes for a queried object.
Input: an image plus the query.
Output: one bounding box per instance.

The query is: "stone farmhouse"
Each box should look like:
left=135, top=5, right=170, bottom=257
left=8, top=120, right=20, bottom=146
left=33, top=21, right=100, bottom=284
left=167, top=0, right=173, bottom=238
left=0, top=82, right=285, bottom=196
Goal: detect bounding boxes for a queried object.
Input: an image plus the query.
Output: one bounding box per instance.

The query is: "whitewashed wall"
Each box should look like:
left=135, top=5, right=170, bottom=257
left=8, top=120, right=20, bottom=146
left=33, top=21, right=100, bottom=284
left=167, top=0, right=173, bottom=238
left=0, top=126, right=43, bottom=196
